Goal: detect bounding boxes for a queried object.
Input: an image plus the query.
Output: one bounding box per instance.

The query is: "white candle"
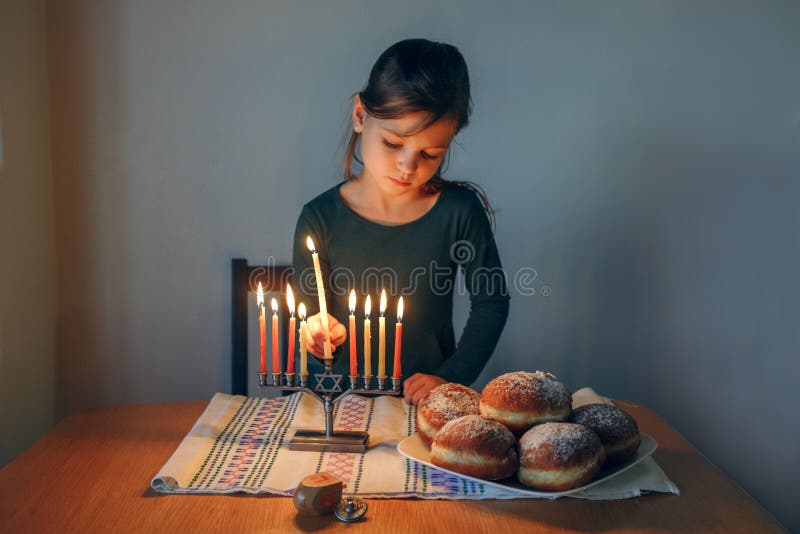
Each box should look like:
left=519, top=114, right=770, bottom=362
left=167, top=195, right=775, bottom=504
left=298, top=303, right=308, bottom=375
left=306, top=236, right=332, bottom=360
left=363, top=295, right=372, bottom=378
left=348, top=290, right=357, bottom=377
left=378, top=289, right=387, bottom=378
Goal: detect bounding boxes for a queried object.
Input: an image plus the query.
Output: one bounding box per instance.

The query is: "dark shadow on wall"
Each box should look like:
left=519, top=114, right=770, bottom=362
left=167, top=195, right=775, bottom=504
left=47, top=0, right=131, bottom=420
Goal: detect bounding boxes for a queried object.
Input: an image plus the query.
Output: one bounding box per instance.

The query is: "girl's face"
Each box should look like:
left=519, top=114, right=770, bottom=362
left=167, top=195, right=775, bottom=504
left=353, top=97, right=457, bottom=195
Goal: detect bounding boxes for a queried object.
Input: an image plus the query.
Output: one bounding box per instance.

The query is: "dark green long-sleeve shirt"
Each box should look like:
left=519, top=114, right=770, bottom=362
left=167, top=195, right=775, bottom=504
left=291, top=182, right=509, bottom=386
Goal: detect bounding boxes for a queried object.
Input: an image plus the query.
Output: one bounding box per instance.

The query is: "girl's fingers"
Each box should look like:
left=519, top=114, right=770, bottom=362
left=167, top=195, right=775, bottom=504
left=403, top=373, right=445, bottom=404
left=412, top=384, right=434, bottom=404
left=306, top=328, right=323, bottom=355
left=309, top=315, right=346, bottom=347
left=303, top=312, right=350, bottom=356
left=403, top=373, right=422, bottom=402
left=330, top=323, right=347, bottom=345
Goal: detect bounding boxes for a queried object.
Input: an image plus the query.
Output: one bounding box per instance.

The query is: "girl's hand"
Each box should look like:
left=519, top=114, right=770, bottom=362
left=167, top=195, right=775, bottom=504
left=403, top=373, right=447, bottom=405
left=305, top=313, right=347, bottom=358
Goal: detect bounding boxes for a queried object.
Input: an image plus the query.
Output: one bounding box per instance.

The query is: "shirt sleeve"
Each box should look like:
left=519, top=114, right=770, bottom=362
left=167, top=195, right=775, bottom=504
left=434, top=191, right=510, bottom=385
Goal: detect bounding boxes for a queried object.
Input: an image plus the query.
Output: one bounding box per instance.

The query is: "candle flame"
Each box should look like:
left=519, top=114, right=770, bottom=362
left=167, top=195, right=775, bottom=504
left=298, top=302, right=306, bottom=320
left=379, top=289, right=387, bottom=315
left=349, top=289, right=356, bottom=314
left=257, top=281, right=264, bottom=306
left=286, top=283, right=295, bottom=315
left=305, top=236, right=316, bottom=253
left=365, top=294, right=371, bottom=317
left=397, top=296, right=404, bottom=322
left=271, top=297, right=278, bottom=314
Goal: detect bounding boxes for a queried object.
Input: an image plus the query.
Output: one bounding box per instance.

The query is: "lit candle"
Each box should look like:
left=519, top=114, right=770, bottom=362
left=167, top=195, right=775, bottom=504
left=306, top=236, right=332, bottom=360
left=392, top=297, right=404, bottom=380
left=271, top=298, right=279, bottom=373
left=363, top=295, right=372, bottom=378
left=298, top=303, right=308, bottom=375
left=257, top=282, right=266, bottom=374
left=286, top=284, right=296, bottom=375
left=349, top=290, right=357, bottom=377
left=378, top=289, right=387, bottom=378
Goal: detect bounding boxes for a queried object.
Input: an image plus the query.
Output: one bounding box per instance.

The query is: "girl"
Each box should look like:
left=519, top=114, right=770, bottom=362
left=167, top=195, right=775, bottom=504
left=292, top=38, right=509, bottom=404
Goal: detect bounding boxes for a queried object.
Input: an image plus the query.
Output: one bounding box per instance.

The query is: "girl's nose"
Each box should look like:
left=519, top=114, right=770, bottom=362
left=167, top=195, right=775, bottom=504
left=397, top=154, right=418, bottom=175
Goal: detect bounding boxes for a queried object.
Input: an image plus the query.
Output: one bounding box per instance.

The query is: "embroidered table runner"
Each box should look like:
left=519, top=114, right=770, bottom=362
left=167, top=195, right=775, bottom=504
left=151, top=392, right=678, bottom=499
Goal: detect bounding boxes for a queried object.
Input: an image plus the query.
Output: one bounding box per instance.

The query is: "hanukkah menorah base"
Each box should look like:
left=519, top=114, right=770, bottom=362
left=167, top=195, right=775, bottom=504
left=258, top=364, right=401, bottom=453
left=290, top=429, right=370, bottom=453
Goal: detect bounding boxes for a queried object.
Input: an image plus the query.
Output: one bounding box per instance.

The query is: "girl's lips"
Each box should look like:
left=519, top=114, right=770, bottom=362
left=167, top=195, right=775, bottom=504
left=388, top=176, right=413, bottom=186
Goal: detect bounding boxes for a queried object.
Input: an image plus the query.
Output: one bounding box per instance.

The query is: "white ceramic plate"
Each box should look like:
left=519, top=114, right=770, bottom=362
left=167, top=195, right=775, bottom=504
left=397, top=433, right=657, bottom=497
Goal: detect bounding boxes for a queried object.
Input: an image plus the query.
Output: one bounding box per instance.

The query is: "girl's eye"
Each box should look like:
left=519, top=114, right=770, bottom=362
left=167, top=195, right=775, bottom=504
left=383, top=139, right=442, bottom=160
left=383, top=139, right=401, bottom=149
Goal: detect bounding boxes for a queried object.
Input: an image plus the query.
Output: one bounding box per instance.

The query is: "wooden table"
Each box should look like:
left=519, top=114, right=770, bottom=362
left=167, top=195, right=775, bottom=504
left=0, top=400, right=785, bottom=533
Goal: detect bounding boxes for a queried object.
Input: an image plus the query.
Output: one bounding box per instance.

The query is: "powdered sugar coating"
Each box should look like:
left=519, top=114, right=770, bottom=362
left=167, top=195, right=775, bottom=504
left=519, top=422, right=603, bottom=467
left=569, top=403, right=639, bottom=444
left=482, top=371, right=571, bottom=413
left=431, top=415, right=519, bottom=480
left=434, top=415, right=516, bottom=456
left=418, top=383, right=481, bottom=430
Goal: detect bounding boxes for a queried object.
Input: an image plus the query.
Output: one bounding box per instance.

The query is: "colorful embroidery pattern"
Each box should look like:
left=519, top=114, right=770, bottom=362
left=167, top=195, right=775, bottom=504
left=178, top=392, right=487, bottom=497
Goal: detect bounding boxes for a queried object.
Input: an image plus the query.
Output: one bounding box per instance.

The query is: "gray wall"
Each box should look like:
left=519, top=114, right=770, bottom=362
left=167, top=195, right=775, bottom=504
left=25, top=0, right=799, bottom=530
left=0, top=0, right=58, bottom=467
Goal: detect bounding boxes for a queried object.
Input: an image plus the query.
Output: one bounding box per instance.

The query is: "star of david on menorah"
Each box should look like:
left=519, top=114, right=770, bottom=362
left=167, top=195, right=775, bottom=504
left=256, top=236, right=404, bottom=453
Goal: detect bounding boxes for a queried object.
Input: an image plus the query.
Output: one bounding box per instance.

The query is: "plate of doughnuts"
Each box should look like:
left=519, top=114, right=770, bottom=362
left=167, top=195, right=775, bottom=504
left=397, top=371, right=658, bottom=497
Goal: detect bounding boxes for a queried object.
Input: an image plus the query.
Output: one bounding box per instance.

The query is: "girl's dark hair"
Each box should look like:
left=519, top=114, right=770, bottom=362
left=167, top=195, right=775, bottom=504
left=342, top=38, right=495, bottom=228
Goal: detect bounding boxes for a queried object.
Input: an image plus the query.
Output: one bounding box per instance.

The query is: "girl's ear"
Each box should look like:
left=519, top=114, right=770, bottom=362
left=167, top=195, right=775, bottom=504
left=352, top=94, right=367, bottom=132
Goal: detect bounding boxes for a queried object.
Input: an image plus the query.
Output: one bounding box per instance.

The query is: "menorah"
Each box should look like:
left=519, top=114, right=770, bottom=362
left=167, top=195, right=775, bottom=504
left=255, top=237, right=405, bottom=453
left=257, top=361, right=401, bottom=453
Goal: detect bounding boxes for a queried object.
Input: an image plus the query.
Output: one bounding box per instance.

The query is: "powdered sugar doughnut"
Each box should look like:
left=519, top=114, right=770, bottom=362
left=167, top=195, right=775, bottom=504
left=479, top=371, right=571, bottom=434
left=416, top=383, right=481, bottom=445
left=569, top=403, right=640, bottom=465
left=431, top=415, right=519, bottom=480
left=517, top=422, right=605, bottom=490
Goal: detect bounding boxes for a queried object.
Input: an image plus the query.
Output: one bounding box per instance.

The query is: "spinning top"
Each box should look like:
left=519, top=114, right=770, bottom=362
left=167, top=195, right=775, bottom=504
left=335, top=496, right=368, bottom=522
left=293, top=472, right=343, bottom=516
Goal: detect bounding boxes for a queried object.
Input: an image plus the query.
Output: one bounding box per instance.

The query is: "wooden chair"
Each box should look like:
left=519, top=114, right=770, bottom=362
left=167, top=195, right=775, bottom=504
left=230, top=258, right=292, bottom=395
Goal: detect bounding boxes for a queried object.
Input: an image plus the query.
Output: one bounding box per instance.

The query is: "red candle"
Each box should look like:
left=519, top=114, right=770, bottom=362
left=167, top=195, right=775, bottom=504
left=271, top=298, right=279, bottom=373
left=348, top=290, right=357, bottom=377
left=257, top=283, right=266, bottom=374
left=392, top=297, right=404, bottom=380
left=286, top=284, right=296, bottom=374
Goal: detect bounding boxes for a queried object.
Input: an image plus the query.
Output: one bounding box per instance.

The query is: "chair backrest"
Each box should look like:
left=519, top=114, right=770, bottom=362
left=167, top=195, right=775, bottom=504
left=231, top=258, right=292, bottom=395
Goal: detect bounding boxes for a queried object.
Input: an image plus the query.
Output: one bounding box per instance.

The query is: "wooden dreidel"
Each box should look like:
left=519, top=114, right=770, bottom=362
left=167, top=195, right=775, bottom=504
left=293, top=472, right=343, bottom=516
